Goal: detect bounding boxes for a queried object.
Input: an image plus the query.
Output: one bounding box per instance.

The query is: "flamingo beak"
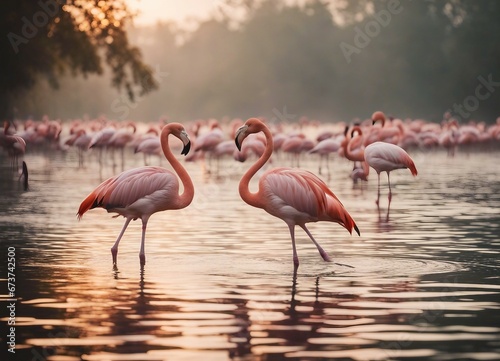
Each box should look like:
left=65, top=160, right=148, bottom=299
left=181, top=141, right=191, bottom=156
left=235, top=125, right=248, bottom=151
left=180, top=131, right=191, bottom=156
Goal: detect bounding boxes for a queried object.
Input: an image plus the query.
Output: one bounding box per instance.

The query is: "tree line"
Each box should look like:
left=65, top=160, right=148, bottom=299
left=4, top=0, right=500, bottom=124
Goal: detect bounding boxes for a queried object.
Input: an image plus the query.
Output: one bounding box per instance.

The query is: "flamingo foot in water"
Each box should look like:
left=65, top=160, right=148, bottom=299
left=111, top=247, right=118, bottom=264
left=319, top=249, right=332, bottom=262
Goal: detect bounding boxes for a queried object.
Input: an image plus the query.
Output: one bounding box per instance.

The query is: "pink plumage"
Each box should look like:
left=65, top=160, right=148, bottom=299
left=364, top=141, right=418, bottom=176
left=78, top=123, right=194, bottom=266
left=235, top=118, right=359, bottom=269
left=364, top=140, right=418, bottom=207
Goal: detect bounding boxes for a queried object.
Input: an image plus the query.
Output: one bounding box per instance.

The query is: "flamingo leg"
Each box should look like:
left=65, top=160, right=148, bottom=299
left=387, top=172, right=392, bottom=204
left=121, top=147, right=125, bottom=171
left=325, top=154, right=330, bottom=177
left=111, top=217, right=132, bottom=264
left=288, top=224, right=299, bottom=269
left=376, top=172, right=381, bottom=206
left=387, top=172, right=392, bottom=221
left=78, top=148, right=83, bottom=168
left=139, top=217, right=150, bottom=266
left=300, top=225, right=332, bottom=262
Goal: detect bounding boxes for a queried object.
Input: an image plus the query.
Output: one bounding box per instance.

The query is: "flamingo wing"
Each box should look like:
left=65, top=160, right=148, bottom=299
left=78, top=167, right=179, bottom=218
left=260, top=168, right=358, bottom=234
left=365, top=142, right=418, bottom=175
left=310, top=139, right=340, bottom=154
left=261, top=168, right=327, bottom=218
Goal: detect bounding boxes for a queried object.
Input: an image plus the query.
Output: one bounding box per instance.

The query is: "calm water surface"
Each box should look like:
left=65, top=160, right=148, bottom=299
left=1, top=146, right=499, bottom=361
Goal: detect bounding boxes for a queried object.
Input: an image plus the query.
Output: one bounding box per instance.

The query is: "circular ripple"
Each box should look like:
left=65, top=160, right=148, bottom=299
left=330, top=257, right=466, bottom=277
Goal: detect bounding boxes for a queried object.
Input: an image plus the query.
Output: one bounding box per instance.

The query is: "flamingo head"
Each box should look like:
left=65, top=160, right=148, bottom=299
left=235, top=117, right=264, bottom=151
left=371, top=111, right=386, bottom=126
left=167, top=123, right=191, bottom=156
left=350, top=125, right=363, bottom=138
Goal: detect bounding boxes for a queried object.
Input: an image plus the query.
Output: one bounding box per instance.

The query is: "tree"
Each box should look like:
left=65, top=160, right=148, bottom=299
left=0, top=0, right=157, bottom=120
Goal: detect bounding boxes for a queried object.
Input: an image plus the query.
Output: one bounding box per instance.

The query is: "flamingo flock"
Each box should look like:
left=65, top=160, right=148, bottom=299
left=2, top=111, right=500, bottom=268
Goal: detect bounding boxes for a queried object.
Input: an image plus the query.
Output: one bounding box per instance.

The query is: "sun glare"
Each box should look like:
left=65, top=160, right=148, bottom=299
left=127, top=0, right=221, bottom=25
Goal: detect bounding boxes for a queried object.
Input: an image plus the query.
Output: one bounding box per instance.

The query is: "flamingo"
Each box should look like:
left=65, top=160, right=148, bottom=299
left=364, top=141, right=418, bottom=208
left=1, top=120, right=26, bottom=170
left=193, top=120, right=224, bottom=172
left=309, top=138, right=341, bottom=176
left=134, top=137, right=162, bottom=166
left=344, top=126, right=369, bottom=182
left=77, top=123, right=194, bottom=266
left=235, top=118, right=360, bottom=269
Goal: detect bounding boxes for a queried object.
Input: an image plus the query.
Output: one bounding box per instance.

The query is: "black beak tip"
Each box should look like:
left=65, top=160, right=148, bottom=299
left=235, top=139, right=242, bottom=152
left=181, top=142, right=191, bottom=156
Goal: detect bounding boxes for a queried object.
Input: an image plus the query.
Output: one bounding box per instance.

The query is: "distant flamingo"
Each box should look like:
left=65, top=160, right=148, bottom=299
left=65, top=129, right=92, bottom=167
left=235, top=118, right=360, bottom=269
left=134, top=137, right=162, bottom=166
left=309, top=138, right=341, bottom=176
left=78, top=123, right=194, bottom=266
left=364, top=111, right=400, bottom=146
left=1, top=120, right=26, bottom=170
left=193, top=120, right=224, bottom=172
left=343, top=126, right=369, bottom=183
left=364, top=141, right=418, bottom=208
left=108, top=121, right=137, bottom=170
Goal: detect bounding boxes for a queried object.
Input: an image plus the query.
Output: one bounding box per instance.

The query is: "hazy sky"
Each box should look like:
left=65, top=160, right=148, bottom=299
left=128, top=0, right=223, bottom=25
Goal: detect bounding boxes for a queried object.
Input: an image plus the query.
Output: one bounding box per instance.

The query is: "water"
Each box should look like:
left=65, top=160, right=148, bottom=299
left=1, top=146, right=500, bottom=361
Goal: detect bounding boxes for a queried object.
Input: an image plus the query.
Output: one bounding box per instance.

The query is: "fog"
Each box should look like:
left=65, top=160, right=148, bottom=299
left=14, top=0, right=500, bottom=124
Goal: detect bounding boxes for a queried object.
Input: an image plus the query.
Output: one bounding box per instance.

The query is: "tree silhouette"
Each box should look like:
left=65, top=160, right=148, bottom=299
left=0, top=0, right=157, bottom=119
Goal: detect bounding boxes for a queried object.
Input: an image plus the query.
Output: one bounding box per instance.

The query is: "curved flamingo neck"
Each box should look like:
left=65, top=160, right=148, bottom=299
left=239, top=124, right=273, bottom=209
left=374, top=117, right=385, bottom=128
left=344, top=127, right=365, bottom=162
left=160, top=126, right=194, bottom=209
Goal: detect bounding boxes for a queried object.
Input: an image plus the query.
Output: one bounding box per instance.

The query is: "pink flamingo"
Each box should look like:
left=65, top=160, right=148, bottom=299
left=134, top=137, right=161, bottom=166
left=65, top=129, right=92, bottom=167
left=364, top=141, right=418, bottom=208
left=193, top=121, right=225, bottom=173
left=78, top=123, right=194, bottom=266
left=235, top=118, right=360, bottom=269
left=343, top=126, right=369, bottom=183
left=1, top=121, right=26, bottom=170
left=281, top=134, right=304, bottom=167
left=309, top=138, right=341, bottom=176
left=108, top=121, right=137, bottom=169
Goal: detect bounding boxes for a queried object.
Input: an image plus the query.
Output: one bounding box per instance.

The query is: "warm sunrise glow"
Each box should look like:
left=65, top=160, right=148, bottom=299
left=127, top=0, right=223, bottom=25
